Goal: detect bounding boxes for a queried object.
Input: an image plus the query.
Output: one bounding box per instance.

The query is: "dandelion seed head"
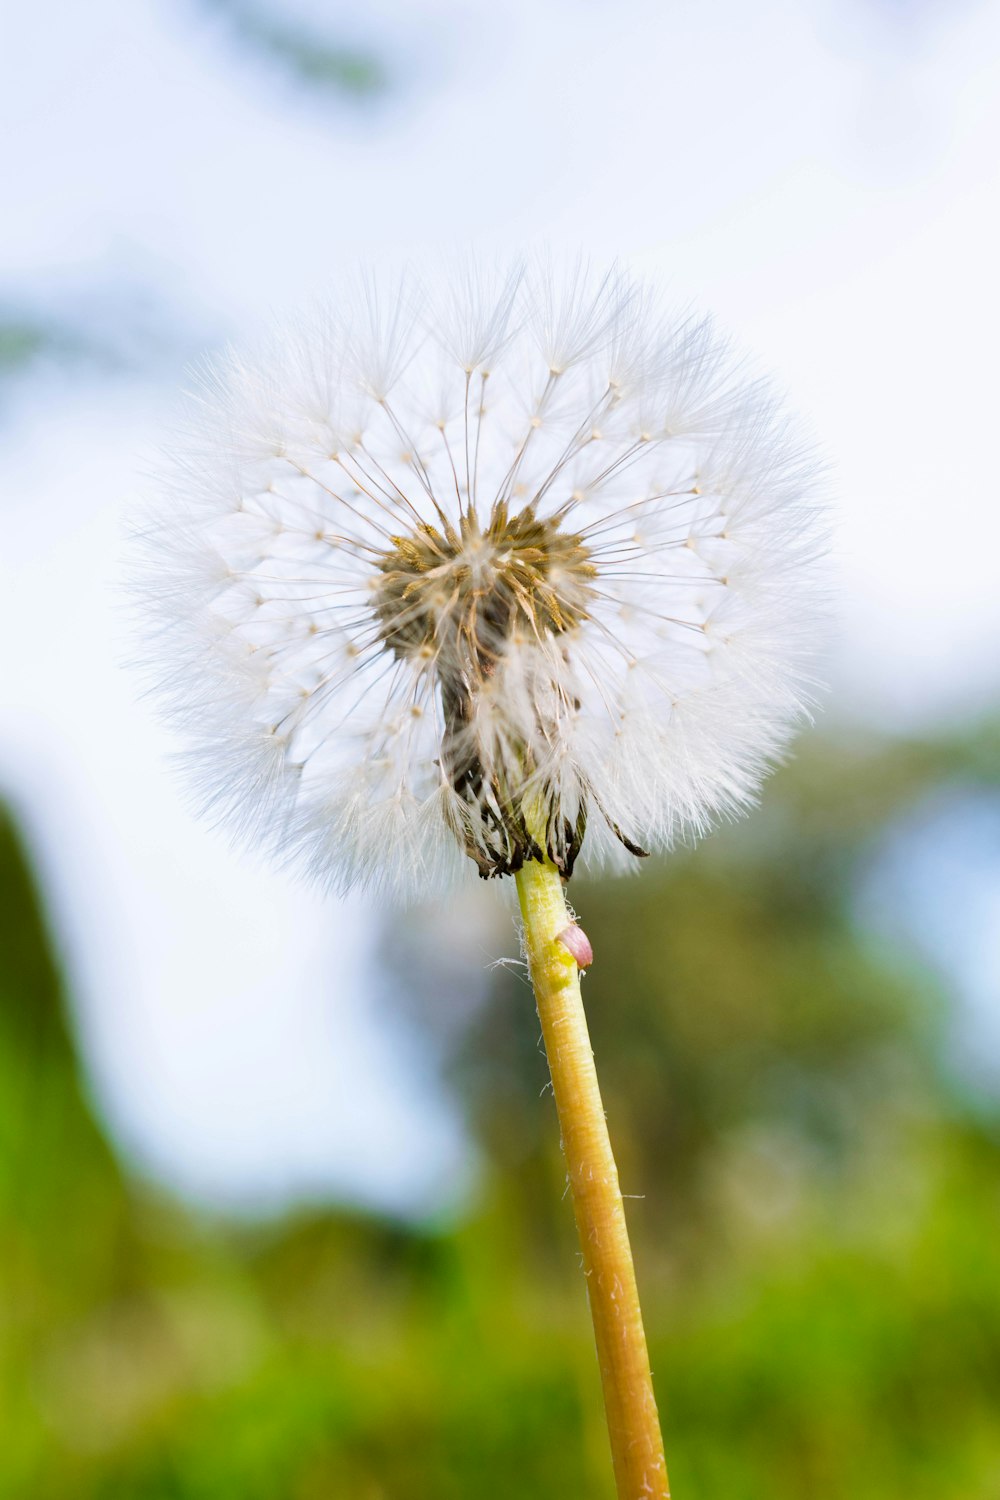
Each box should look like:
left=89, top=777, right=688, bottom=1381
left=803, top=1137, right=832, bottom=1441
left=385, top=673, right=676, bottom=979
left=134, top=259, right=827, bottom=899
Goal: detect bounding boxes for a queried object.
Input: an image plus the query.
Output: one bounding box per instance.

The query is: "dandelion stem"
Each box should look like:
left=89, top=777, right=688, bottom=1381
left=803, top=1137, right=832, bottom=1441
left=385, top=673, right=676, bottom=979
left=514, top=853, right=670, bottom=1500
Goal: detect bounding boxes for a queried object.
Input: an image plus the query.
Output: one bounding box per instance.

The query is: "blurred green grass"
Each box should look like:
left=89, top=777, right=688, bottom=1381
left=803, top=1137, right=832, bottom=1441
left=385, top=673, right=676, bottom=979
left=2, top=724, right=1000, bottom=1497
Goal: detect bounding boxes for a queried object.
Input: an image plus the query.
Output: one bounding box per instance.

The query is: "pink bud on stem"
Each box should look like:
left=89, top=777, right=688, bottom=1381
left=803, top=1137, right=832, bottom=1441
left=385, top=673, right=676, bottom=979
left=557, top=923, right=594, bottom=969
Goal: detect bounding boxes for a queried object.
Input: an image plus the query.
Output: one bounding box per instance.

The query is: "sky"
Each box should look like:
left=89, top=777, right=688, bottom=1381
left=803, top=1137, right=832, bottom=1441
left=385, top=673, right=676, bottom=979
left=1, top=0, right=999, bottom=1214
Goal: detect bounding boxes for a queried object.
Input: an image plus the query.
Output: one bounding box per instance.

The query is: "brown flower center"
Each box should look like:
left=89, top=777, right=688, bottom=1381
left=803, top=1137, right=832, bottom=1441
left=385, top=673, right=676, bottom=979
left=367, top=503, right=597, bottom=879
left=373, top=501, right=596, bottom=677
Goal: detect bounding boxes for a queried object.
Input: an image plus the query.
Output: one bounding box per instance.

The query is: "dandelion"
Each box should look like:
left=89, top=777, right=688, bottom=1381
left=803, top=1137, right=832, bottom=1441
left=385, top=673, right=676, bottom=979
left=135, top=259, right=825, bottom=1498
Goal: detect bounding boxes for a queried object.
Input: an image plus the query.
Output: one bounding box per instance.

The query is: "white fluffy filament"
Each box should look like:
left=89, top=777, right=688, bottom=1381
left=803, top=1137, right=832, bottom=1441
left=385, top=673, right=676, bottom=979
left=134, top=259, right=826, bottom=900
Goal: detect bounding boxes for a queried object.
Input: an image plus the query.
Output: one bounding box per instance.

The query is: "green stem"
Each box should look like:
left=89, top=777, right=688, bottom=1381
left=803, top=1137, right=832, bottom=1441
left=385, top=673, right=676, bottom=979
left=514, top=853, right=670, bottom=1499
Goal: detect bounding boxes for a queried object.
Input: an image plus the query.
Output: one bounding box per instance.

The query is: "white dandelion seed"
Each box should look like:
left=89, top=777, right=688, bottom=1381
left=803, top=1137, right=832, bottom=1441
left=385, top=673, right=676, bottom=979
left=134, top=259, right=826, bottom=901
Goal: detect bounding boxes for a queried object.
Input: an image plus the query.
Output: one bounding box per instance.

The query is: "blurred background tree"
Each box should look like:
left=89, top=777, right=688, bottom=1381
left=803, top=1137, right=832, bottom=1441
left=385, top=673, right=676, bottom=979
left=4, top=723, right=1000, bottom=1498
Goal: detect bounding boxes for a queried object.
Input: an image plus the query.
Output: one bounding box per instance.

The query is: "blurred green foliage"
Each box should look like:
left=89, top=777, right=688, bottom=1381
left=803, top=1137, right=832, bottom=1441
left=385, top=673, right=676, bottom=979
left=0, top=323, right=50, bottom=370
left=2, top=725, right=1000, bottom=1497
left=0, top=319, right=86, bottom=382
left=0, top=282, right=203, bottom=403
left=197, top=1, right=387, bottom=99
